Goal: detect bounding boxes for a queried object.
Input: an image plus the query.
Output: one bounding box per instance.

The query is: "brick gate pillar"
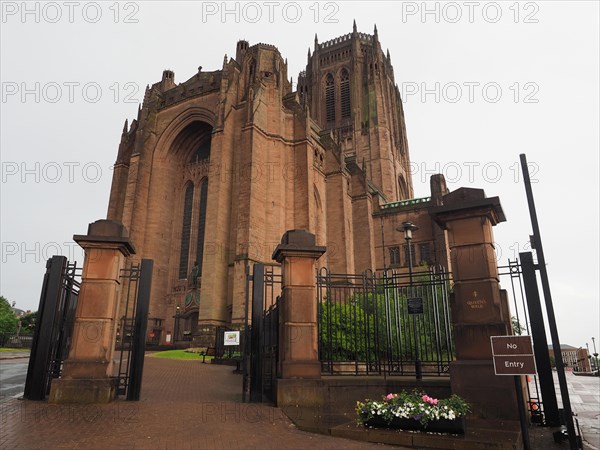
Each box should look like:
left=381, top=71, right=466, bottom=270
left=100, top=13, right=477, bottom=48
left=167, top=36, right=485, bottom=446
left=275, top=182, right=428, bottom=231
left=272, top=230, right=326, bottom=379
left=50, top=219, right=135, bottom=403
left=431, top=188, right=520, bottom=429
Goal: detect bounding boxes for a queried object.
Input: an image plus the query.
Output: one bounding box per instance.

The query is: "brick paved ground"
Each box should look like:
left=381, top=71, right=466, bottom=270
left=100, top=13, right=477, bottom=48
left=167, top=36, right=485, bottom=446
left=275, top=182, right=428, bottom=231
left=2, top=354, right=598, bottom=449
left=554, top=372, right=600, bottom=450
left=0, top=356, right=397, bottom=450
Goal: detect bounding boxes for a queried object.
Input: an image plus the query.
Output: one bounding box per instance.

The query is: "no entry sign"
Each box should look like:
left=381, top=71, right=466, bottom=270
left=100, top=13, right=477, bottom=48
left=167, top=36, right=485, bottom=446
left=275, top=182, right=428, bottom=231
left=491, top=336, right=537, bottom=375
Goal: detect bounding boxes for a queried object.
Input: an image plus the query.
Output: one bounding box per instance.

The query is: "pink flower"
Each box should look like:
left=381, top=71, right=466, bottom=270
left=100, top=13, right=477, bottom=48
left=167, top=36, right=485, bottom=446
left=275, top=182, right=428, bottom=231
left=385, top=393, right=395, bottom=401
left=421, top=395, right=439, bottom=405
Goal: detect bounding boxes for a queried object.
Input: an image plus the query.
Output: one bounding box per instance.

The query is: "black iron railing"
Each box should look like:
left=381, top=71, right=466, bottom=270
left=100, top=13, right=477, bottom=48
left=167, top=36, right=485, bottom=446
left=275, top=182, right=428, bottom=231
left=317, top=266, right=454, bottom=377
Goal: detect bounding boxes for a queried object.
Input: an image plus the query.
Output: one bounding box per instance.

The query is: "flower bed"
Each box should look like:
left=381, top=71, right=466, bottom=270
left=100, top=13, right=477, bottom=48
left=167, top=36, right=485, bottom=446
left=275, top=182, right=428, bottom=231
left=356, top=390, right=470, bottom=433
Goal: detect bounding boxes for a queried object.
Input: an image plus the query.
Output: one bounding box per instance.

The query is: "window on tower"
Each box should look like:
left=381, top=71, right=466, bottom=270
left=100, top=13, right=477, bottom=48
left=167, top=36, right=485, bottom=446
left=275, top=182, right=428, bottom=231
left=419, top=242, right=432, bottom=265
left=389, top=246, right=401, bottom=266
left=340, top=69, right=351, bottom=119
left=249, top=60, right=255, bottom=83
left=325, top=73, right=335, bottom=123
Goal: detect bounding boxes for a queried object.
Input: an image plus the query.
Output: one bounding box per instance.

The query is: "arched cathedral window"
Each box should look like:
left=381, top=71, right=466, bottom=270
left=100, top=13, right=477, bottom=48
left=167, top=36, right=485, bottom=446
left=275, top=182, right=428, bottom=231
left=179, top=182, right=194, bottom=279
left=340, top=69, right=351, bottom=119
left=249, top=60, right=256, bottom=86
left=325, top=73, right=335, bottom=123
left=195, top=179, right=208, bottom=272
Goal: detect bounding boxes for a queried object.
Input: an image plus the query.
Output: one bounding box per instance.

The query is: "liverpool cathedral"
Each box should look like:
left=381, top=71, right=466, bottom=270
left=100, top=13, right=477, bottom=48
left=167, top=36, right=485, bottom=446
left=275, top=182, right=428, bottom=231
left=107, top=24, right=451, bottom=346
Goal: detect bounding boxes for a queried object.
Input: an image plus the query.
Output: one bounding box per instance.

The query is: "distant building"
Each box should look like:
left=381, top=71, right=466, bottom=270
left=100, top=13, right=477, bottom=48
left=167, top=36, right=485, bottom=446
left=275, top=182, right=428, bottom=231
left=548, top=344, right=590, bottom=371
left=11, top=306, right=26, bottom=317
left=576, top=347, right=592, bottom=372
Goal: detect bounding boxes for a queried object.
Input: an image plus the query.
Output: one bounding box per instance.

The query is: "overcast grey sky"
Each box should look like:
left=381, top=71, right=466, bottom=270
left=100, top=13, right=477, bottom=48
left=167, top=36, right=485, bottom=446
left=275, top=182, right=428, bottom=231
left=1, top=1, right=598, bottom=350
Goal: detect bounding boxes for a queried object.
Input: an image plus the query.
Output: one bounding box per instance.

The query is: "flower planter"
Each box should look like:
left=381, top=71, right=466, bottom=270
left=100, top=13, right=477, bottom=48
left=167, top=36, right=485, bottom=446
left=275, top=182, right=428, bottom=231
left=363, top=416, right=465, bottom=434
left=356, top=390, right=470, bottom=436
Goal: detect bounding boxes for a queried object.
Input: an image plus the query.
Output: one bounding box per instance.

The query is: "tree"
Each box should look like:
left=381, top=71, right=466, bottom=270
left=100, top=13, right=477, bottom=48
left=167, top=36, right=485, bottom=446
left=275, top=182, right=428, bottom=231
left=19, top=311, right=38, bottom=334
left=511, top=316, right=525, bottom=336
left=0, top=296, right=18, bottom=335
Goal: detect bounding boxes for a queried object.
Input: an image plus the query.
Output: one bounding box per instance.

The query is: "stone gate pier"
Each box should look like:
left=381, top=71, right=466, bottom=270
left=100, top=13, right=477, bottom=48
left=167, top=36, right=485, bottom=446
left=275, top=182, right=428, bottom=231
left=431, top=188, right=521, bottom=431
left=49, top=220, right=135, bottom=403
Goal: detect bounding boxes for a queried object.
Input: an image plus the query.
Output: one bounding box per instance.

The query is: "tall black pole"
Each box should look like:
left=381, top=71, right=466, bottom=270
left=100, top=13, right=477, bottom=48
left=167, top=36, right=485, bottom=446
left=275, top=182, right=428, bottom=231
left=174, top=306, right=180, bottom=343
left=242, top=263, right=250, bottom=402
left=406, top=237, right=422, bottom=380
left=381, top=217, right=387, bottom=269
left=520, top=154, right=578, bottom=449
left=520, top=251, right=560, bottom=426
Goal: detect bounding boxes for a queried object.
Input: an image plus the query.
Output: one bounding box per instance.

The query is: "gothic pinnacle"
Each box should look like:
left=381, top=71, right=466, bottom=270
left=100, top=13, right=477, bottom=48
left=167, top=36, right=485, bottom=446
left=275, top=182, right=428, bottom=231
left=122, top=119, right=128, bottom=133
left=353, top=19, right=357, bottom=33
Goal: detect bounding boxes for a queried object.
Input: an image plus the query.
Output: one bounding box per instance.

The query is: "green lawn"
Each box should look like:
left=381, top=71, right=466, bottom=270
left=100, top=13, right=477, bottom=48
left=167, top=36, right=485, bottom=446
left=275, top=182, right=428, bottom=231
left=149, top=349, right=213, bottom=361
left=0, top=348, right=30, bottom=353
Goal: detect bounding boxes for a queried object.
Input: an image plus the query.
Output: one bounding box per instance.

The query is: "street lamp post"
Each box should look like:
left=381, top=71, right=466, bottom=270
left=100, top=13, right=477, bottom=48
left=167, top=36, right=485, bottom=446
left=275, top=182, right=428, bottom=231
left=399, top=221, right=422, bottom=380
left=174, top=306, right=181, bottom=342
left=586, top=343, right=591, bottom=372
left=592, top=337, right=598, bottom=371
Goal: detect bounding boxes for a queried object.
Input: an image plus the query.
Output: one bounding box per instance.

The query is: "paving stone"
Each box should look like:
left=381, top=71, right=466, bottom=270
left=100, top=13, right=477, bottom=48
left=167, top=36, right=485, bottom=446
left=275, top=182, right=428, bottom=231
left=0, top=357, right=394, bottom=449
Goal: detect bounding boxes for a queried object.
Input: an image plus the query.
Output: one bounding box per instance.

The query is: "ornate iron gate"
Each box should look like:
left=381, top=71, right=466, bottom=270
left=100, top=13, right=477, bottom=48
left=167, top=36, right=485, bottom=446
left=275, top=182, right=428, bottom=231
left=243, top=263, right=281, bottom=403
left=317, top=265, right=454, bottom=377
left=24, top=256, right=80, bottom=400
left=116, top=259, right=153, bottom=400
left=498, top=255, right=560, bottom=427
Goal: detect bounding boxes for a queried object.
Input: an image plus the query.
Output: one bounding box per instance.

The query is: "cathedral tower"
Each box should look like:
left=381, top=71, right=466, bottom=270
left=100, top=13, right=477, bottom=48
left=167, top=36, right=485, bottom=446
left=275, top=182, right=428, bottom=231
left=298, top=22, right=413, bottom=202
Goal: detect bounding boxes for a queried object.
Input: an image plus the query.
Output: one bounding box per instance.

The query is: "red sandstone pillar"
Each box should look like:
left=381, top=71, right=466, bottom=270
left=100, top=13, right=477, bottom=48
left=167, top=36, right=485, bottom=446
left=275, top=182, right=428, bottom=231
left=431, top=188, right=520, bottom=429
left=272, top=230, right=326, bottom=379
left=49, top=220, right=135, bottom=403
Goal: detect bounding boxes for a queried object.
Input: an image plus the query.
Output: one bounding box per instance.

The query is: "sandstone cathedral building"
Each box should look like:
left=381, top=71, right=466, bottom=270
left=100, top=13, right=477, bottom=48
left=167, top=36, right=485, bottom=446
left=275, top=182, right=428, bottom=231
left=107, top=23, right=451, bottom=346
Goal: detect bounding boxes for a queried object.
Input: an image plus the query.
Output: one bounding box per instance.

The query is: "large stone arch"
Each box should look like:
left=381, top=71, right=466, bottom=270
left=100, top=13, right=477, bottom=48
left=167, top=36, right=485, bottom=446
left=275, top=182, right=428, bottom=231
left=154, top=107, right=217, bottom=162
left=140, top=108, right=217, bottom=345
